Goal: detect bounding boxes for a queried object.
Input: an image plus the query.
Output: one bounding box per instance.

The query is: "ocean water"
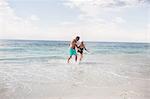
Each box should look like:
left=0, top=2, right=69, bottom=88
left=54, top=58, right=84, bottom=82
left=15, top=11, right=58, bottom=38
left=0, top=40, right=150, bottom=99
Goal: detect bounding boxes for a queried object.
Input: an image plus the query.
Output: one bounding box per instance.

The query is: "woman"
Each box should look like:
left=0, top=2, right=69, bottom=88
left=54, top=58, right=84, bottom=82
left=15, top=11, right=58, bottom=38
left=77, top=41, right=88, bottom=61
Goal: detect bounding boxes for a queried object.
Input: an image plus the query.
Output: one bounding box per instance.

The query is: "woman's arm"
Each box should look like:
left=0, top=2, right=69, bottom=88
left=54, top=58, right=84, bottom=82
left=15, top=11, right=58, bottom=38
left=83, top=44, right=89, bottom=52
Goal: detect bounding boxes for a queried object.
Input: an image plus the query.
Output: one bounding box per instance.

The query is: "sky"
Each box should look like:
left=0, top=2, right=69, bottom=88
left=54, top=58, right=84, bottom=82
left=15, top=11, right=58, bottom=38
left=0, top=0, right=149, bottom=42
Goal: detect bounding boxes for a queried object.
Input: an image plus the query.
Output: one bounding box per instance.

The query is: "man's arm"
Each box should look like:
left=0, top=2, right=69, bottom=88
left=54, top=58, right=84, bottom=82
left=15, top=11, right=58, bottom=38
left=75, top=44, right=79, bottom=48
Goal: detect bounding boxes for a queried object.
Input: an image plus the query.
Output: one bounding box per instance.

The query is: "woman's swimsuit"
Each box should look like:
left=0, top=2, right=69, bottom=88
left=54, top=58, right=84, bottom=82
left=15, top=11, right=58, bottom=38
left=78, top=48, right=84, bottom=54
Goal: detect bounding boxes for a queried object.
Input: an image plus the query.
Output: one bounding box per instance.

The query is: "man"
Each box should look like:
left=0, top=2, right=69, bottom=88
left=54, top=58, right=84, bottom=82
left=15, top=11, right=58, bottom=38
left=67, top=36, right=80, bottom=63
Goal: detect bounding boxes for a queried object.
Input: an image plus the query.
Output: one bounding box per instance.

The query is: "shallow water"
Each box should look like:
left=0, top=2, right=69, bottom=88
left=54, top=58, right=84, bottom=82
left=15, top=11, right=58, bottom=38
left=0, top=40, right=150, bottom=99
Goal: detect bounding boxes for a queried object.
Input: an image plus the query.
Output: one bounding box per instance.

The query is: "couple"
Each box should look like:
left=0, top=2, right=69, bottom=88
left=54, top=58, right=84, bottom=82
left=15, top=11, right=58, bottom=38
left=67, top=36, right=88, bottom=63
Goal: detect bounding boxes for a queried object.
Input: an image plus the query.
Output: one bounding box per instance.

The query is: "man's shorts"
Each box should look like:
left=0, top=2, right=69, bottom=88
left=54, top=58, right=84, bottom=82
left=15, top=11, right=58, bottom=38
left=69, top=48, right=77, bottom=56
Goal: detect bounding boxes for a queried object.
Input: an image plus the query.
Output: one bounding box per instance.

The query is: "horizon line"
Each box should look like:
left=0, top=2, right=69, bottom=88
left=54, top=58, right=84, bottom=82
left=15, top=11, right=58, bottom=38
left=0, top=38, right=149, bottom=44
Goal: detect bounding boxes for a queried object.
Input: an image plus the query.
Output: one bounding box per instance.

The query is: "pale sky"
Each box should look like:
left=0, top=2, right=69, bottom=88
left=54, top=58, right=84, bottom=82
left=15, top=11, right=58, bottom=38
left=0, top=0, right=150, bottom=42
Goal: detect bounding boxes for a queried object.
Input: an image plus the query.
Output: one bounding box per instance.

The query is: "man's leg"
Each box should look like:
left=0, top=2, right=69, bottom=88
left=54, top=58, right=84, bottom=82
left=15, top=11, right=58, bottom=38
left=75, top=55, right=77, bottom=62
left=67, top=56, right=72, bottom=63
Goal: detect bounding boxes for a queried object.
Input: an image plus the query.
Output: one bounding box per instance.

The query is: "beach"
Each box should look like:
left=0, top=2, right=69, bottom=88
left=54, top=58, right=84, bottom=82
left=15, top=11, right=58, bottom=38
left=0, top=40, right=150, bottom=99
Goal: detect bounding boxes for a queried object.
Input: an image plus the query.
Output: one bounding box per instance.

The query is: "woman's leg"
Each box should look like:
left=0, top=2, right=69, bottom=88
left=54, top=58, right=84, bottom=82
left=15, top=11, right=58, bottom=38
left=80, top=53, right=83, bottom=61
